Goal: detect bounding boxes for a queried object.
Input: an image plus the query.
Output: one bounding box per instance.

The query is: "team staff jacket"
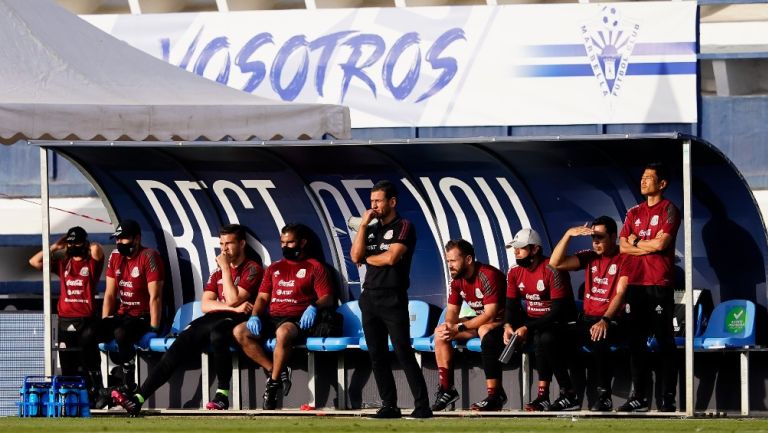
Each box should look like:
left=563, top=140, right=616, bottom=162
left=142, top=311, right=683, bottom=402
left=506, top=257, right=574, bottom=329
left=575, top=249, right=632, bottom=317
left=204, top=258, right=263, bottom=306
left=53, top=255, right=104, bottom=318
left=106, top=247, right=165, bottom=317
left=619, top=197, right=680, bottom=287
left=363, top=215, right=416, bottom=291
left=448, top=262, right=505, bottom=322
left=259, top=257, right=334, bottom=318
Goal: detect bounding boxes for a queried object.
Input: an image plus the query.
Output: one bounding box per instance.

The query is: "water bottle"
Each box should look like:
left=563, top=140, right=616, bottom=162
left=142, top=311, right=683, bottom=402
left=27, top=386, right=41, bottom=417
left=62, top=386, right=80, bottom=416
left=78, top=387, right=91, bottom=417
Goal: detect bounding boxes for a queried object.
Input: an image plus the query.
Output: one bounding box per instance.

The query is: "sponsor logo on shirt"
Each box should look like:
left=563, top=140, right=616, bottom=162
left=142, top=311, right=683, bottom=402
left=274, top=270, right=280, bottom=277
left=118, top=280, right=133, bottom=288
left=66, top=279, right=84, bottom=287
left=634, top=218, right=641, bottom=226
left=278, top=279, right=295, bottom=287
left=297, top=269, right=306, bottom=278
left=591, top=265, right=598, bottom=273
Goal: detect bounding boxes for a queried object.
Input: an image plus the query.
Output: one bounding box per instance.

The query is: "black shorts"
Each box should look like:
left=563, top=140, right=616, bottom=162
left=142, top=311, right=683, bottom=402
left=262, top=316, right=304, bottom=338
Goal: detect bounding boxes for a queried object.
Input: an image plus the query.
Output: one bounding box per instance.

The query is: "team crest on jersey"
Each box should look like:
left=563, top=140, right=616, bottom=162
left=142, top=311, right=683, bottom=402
left=475, top=288, right=484, bottom=299
left=536, top=280, right=545, bottom=292
left=608, top=264, right=617, bottom=275
left=383, top=229, right=394, bottom=240
left=297, top=269, right=306, bottom=278
left=130, top=266, right=140, bottom=278
left=80, top=267, right=89, bottom=277
left=634, top=218, right=641, bottom=226
left=651, top=215, right=659, bottom=226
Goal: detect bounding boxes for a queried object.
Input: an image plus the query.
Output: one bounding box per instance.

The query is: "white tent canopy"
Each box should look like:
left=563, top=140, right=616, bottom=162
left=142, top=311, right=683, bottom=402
left=0, top=0, right=351, bottom=143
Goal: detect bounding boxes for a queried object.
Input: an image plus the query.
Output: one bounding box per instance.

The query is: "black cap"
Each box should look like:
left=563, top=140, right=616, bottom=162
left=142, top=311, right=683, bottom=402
left=111, top=219, right=141, bottom=239
left=65, top=226, right=87, bottom=243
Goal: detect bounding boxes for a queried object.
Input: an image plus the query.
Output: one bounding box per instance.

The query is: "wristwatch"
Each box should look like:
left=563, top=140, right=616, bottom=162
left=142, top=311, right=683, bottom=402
left=632, top=237, right=641, bottom=247
left=457, top=323, right=467, bottom=333
left=600, top=316, right=611, bottom=324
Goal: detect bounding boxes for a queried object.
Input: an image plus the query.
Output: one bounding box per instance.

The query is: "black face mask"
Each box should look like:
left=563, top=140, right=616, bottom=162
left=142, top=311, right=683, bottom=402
left=117, top=242, right=135, bottom=257
left=281, top=246, right=301, bottom=261
left=66, top=245, right=88, bottom=258
left=515, top=256, right=534, bottom=268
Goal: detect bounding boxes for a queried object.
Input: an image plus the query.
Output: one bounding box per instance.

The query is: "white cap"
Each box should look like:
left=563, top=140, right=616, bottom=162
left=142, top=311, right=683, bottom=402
left=505, top=228, right=542, bottom=249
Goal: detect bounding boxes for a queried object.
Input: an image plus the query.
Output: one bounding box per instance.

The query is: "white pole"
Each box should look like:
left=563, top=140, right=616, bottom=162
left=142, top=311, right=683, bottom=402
left=682, top=139, right=694, bottom=416
left=40, top=146, right=53, bottom=377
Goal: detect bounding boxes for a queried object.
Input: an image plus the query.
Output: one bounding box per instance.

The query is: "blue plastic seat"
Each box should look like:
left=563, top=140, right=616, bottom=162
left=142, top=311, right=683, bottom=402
left=359, top=300, right=430, bottom=351
left=694, top=299, right=756, bottom=349
left=147, top=301, right=203, bottom=352
left=305, top=301, right=364, bottom=351
left=412, top=306, right=449, bottom=352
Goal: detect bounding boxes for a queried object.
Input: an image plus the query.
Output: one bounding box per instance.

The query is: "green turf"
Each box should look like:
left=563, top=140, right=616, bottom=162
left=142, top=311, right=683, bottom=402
left=1, top=416, right=768, bottom=433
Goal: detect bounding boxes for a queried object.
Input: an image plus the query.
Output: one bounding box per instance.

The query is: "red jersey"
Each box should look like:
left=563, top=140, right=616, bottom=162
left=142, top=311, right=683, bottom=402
left=106, top=247, right=165, bottom=317
left=620, top=198, right=680, bottom=287
left=259, top=258, right=334, bottom=318
left=506, top=257, right=572, bottom=318
left=575, top=249, right=632, bottom=317
left=204, top=258, right=263, bottom=303
left=448, top=263, right=505, bottom=321
left=54, top=255, right=103, bottom=318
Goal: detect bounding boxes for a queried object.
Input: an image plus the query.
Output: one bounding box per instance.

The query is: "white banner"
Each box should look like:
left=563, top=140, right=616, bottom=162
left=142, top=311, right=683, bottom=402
left=85, top=3, right=697, bottom=128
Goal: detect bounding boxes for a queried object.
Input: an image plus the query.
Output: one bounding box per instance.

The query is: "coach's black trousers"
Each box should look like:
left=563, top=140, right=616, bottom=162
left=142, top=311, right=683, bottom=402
left=359, top=289, right=429, bottom=410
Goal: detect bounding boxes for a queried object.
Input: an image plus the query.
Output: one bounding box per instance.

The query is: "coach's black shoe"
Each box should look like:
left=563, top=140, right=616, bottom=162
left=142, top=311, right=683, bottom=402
left=262, top=378, right=281, bottom=410
left=548, top=391, right=581, bottom=411
left=111, top=389, right=142, bottom=416
left=470, top=388, right=507, bottom=411
left=590, top=396, right=613, bottom=411
left=369, top=406, right=402, bottom=419
left=408, top=406, right=433, bottom=419
left=616, top=395, right=649, bottom=412
left=431, top=388, right=460, bottom=411
left=660, top=393, right=677, bottom=412
left=281, top=367, right=292, bottom=397
left=524, top=394, right=551, bottom=412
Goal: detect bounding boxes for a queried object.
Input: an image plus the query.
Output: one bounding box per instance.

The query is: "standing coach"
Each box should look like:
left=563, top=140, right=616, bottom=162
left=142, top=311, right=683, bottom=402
left=350, top=180, right=432, bottom=419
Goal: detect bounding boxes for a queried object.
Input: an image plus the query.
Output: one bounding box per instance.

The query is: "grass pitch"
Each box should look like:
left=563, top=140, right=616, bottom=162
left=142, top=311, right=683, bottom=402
left=2, top=416, right=768, bottom=433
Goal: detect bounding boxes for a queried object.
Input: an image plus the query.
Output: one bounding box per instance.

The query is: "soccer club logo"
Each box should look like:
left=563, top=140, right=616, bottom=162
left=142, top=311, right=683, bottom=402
left=582, top=6, right=640, bottom=99
left=130, top=266, right=140, bottom=278
left=80, top=267, right=90, bottom=277
left=296, top=269, right=306, bottom=278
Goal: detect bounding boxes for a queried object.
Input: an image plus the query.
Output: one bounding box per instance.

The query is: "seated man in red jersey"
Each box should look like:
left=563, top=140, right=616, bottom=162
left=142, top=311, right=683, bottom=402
left=80, top=219, right=164, bottom=402
left=499, top=228, right=580, bottom=412
left=233, top=223, right=335, bottom=410
left=112, top=224, right=262, bottom=415
left=430, top=239, right=506, bottom=412
left=550, top=216, right=631, bottom=411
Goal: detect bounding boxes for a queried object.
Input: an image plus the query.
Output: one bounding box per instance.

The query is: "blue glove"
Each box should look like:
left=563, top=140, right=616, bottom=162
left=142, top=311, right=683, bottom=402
left=299, top=305, right=318, bottom=330
left=137, top=331, right=157, bottom=350
left=246, top=316, right=262, bottom=336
